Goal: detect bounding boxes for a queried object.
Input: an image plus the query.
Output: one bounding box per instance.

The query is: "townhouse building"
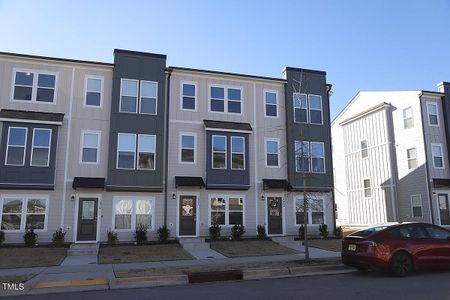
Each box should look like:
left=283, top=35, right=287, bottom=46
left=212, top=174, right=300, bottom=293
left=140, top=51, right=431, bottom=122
left=332, top=84, right=450, bottom=228
left=0, top=49, right=335, bottom=244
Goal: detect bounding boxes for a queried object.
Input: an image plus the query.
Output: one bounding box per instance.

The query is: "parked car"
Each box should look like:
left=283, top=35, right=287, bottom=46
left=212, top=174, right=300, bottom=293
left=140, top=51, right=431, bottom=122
left=341, top=222, right=450, bottom=276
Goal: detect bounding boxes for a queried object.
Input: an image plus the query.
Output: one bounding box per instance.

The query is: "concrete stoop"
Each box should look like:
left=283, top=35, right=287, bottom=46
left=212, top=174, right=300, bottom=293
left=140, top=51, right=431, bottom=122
left=67, top=243, right=100, bottom=256
left=178, top=237, right=226, bottom=259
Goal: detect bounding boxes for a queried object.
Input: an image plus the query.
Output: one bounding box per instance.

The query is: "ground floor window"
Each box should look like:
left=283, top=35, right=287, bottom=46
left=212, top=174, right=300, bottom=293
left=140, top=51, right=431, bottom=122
left=113, top=197, right=153, bottom=230
left=1, top=196, right=48, bottom=231
left=295, top=197, right=324, bottom=225
left=410, top=195, right=423, bottom=218
left=210, top=196, right=244, bottom=226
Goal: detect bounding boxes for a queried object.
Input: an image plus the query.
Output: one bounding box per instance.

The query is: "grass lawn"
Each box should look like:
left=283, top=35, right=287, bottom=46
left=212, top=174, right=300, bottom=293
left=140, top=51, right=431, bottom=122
left=0, top=274, right=35, bottom=283
left=210, top=240, right=300, bottom=258
left=307, top=239, right=342, bottom=252
left=0, top=247, right=67, bottom=269
left=98, top=244, right=194, bottom=264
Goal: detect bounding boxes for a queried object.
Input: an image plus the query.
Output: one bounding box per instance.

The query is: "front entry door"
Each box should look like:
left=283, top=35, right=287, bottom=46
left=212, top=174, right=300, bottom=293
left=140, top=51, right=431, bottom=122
left=179, top=195, right=197, bottom=236
left=268, top=197, right=283, bottom=235
left=77, top=198, right=98, bottom=241
left=438, top=194, right=450, bottom=225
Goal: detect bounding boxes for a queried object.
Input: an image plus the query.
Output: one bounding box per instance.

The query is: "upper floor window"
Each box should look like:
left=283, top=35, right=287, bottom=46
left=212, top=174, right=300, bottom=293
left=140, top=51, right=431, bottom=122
left=117, top=133, right=156, bottom=170
left=181, top=83, right=196, bottom=110
left=231, top=137, right=245, bottom=170
left=265, top=139, right=279, bottom=167
left=210, top=86, right=242, bottom=114
left=411, top=195, right=423, bottom=218
left=80, top=131, right=100, bottom=164
left=310, top=142, right=325, bottom=173
left=403, top=107, right=413, bottom=129
left=30, top=128, right=51, bottom=167
left=212, top=135, right=227, bottom=169
left=294, top=140, right=326, bottom=174
left=180, top=133, right=196, bottom=163
left=120, top=79, right=138, bottom=113
left=13, top=71, right=56, bottom=103
left=137, top=134, right=156, bottom=170
left=6, top=127, right=27, bottom=166
left=264, top=91, right=278, bottom=117
left=85, top=76, right=103, bottom=107
left=427, top=102, right=439, bottom=126
left=407, top=148, right=417, bottom=169
left=295, top=141, right=310, bottom=172
left=431, top=143, right=444, bottom=169
left=363, top=179, right=372, bottom=198
left=360, top=139, right=368, bottom=159
left=120, top=79, right=158, bottom=115
left=140, top=81, right=157, bottom=115
left=293, top=93, right=307, bottom=123
left=117, top=133, right=136, bottom=169
left=309, top=95, right=323, bottom=124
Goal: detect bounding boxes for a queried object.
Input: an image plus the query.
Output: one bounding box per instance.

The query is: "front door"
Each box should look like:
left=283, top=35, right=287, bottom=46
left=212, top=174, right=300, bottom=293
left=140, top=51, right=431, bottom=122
left=179, top=195, right=197, bottom=236
left=438, top=194, right=450, bottom=225
left=267, top=197, right=283, bottom=235
left=77, top=198, right=98, bottom=241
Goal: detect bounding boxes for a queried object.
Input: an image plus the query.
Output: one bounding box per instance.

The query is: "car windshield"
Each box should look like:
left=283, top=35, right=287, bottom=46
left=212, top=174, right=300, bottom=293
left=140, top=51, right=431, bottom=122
left=350, top=226, right=388, bottom=237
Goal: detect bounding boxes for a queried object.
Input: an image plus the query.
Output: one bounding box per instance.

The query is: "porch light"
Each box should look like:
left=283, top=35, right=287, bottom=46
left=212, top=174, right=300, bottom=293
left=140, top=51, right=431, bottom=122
left=261, top=194, right=265, bottom=201
left=172, top=193, right=176, bottom=199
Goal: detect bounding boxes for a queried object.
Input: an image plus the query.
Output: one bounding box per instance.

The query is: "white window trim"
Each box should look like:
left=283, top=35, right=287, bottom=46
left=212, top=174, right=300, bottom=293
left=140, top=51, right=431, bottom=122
left=5, top=126, right=28, bottom=166
left=293, top=93, right=308, bottom=124
left=0, top=195, right=49, bottom=232
left=403, top=106, right=413, bottom=129
left=119, top=78, right=139, bottom=113
left=139, top=80, right=158, bottom=115
left=179, top=132, right=197, bottom=164
left=264, top=138, right=280, bottom=168
left=30, top=128, right=52, bottom=167
left=410, top=194, right=423, bottom=218
left=116, top=133, right=137, bottom=170
left=406, top=147, right=417, bottom=170
left=231, top=136, right=245, bottom=170
left=363, top=178, right=372, bottom=198
left=79, top=130, right=101, bottom=165
left=180, top=81, right=198, bottom=112
left=294, top=196, right=326, bottom=226
left=208, top=84, right=244, bottom=115
left=310, top=141, right=326, bottom=174
left=11, top=68, right=58, bottom=105
left=295, top=140, right=310, bottom=173
left=360, top=138, right=368, bottom=159
left=212, top=135, right=227, bottom=170
left=137, top=134, right=156, bottom=171
left=112, top=196, right=155, bottom=232
left=208, top=194, right=245, bottom=227
left=431, top=143, right=444, bottom=169
left=263, top=90, right=279, bottom=118
left=308, top=94, right=324, bottom=125
left=427, top=102, right=440, bottom=127
left=83, top=75, right=104, bottom=108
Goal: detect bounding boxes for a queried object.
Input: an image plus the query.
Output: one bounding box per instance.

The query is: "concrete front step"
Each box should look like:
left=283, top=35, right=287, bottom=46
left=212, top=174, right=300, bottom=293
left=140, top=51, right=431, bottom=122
left=68, top=243, right=100, bottom=256
left=178, top=237, right=205, bottom=245
left=271, top=236, right=296, bottom=243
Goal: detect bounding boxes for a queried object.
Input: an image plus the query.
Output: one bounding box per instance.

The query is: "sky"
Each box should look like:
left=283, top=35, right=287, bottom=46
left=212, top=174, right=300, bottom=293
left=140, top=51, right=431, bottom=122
left=1, top=0, right=450, bottom=119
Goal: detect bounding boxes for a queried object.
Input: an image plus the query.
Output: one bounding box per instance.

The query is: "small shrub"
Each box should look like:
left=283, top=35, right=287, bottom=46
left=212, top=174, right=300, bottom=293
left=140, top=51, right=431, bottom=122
left=52, top=228, right=66, bottom=245
left=257, top=225, right=266, bottom=240
left=24, top=228, right=37, bottom=246
left=334, top=226, right=343, bottom=238
left=209, top=223, right=221, bottom=240
left=231, top=224, right=245, bottom=241
left=107, top=229, right=118, bottom=245
left=298, top=225, right=305, bottom=240
left=319, top=224, right=329, bottom=238
left=134, top=224, right=148, bottom=245
left=157, top=226, right=170, bottom=243
left=0, top=231, right=4, bottom=246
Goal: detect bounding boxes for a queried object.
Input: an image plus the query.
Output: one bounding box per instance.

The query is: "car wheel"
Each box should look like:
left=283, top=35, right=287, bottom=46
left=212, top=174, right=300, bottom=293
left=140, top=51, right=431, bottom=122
left=389, top=252, right=413, bottom=277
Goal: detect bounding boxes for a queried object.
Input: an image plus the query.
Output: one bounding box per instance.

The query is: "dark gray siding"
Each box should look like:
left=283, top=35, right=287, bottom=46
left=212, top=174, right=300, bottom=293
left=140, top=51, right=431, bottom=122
left=106, top=50, right=167, bottom=192
left=441, top=82, right=450, bottom=167
left=206, top=131, right=250, bottom=190
left=0, top=122, right=58, bottom=189
left=284, top=67, right=333, bottom=191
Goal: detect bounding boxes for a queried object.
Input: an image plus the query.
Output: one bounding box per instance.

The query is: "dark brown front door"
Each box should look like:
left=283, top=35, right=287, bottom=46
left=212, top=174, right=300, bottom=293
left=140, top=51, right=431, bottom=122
left=438, top=194, right=450, bottom=225
left=179, top=195, right=196, bottom=236
left=268, top=197, right=283, bottom=235
left=77, top=198, right=98, bottom=241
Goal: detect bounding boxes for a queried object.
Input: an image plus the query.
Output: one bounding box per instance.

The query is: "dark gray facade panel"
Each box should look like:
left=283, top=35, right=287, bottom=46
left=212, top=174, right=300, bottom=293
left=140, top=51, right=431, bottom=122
left=441, top=82, right=450, bottom=167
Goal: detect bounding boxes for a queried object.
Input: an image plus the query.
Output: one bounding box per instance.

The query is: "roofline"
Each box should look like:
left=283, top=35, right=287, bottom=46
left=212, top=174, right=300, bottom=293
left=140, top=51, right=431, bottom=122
left=114, top=49, right=167, bottom=60
left=0, top=51, right=113, bottom=67
left=339, top=102, right=391, bottom=126
left=168, top=66, right=286, bottom=82
left=420, top=90, right=445, bottom=97
left=283, top=66, right=326, bottom=75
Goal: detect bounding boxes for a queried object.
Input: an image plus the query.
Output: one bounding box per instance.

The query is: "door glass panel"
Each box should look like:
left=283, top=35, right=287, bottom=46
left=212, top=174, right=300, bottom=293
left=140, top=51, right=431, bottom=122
left=269, top=198, right=280, bottom=216
left=181, top=197, right=195, bottom=217
left=439, top=195, right=448, bottom=210
left=81, top=200, right=95, bottom=220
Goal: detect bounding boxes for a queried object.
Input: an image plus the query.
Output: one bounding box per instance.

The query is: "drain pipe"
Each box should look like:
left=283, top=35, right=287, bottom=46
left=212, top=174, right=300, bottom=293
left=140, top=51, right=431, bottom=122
left=164, top=68, right=172, bottom=227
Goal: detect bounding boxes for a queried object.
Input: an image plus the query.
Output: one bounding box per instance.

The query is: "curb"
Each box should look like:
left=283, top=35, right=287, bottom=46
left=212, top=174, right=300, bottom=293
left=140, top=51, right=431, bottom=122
left=110, top=274, right=188, bottom=289
left=34, top=278, right=109, bottom=289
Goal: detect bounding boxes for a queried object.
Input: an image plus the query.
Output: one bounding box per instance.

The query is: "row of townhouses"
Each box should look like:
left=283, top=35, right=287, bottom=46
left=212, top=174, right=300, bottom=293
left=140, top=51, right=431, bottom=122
left=0, top=49, right=335, bottom=243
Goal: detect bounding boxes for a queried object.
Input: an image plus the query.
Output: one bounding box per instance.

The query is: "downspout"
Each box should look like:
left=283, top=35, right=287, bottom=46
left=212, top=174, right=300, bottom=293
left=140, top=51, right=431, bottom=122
left=163, top=68, right=172, bottom=227
left=326, top=84, right=337, bottom=233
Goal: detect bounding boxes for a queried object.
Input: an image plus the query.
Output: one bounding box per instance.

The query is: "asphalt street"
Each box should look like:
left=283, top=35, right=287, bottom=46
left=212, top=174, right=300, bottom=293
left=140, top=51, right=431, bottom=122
left=4, top=270, right=450, bottom=300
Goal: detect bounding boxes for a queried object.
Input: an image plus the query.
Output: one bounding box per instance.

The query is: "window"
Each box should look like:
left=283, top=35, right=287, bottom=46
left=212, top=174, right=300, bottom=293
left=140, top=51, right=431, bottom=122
left=210, top=196, right=243, bottom=226
left=295, top=141, right=310, bottom=172
left=210, top=86, right=242, bottom=114
left=363, top=179, right=371, bottom=198
left=140, top=81, right=157, bottom=115
left=264, top=91, right=277, bottom=117
left=293, top=93, right=307, bottom=123
left=210, top=86, right=225, bottom=112
left=309, top=95, right=323, bottom=124
left=5, top=127, right=27, bottom=166
left=228, top=88, right=241, bottom=113
left=181, top=82, right=196, bottom=110
left=427, top=102, right=439, bottom=126
left=431, top=144, right=444, bottom=169
left=13, top=70, right=56, bottom=103
left=360, top=139, right=368, bottom=159
left=117, top=133, right=136, bottom=169
left=265, top=139, right=279, bottom=167
left=1, top=196, right=47, bottom=231
left=231, top=137, right=245, bottom=170
left=311, top=142, right=325, bottom=173
left=407, top=148, right=417, bottom=169
left=85, top=77, right=103, bottom=107
left=423, top=225, right=450, bottom=239
left=295, top=197, right=324, bottom=225
left=120, top=79, right=138, bottom=113
left=403, top=107, right=413, bottom=129
left=212, top=135, right=227, bottom=169
left=113, top=197, right=153, bottom=230
left=81, top=131, right=100, bottom=164
left=138, top=135, right=156, bottom=170
left=411, top=195, right=423, bottom=218
left=180, top=134, right=195, bottom=163
left=31, top=128, right=52, bottom=167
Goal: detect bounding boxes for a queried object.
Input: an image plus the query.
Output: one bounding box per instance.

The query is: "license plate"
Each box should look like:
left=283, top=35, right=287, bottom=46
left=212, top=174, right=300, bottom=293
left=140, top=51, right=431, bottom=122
left=348, top=244, right=356, bottom=251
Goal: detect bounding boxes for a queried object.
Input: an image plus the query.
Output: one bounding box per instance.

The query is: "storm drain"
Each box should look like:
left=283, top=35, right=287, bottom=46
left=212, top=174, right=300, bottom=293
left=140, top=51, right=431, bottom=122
left=187, top=270, right=243, bottom=283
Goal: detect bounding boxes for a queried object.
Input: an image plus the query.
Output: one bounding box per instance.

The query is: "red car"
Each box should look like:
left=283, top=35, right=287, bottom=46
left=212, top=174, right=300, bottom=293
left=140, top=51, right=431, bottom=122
left=341, top=222, right=450, bottom=276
